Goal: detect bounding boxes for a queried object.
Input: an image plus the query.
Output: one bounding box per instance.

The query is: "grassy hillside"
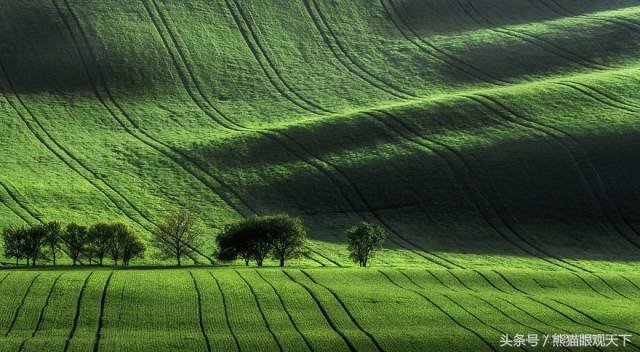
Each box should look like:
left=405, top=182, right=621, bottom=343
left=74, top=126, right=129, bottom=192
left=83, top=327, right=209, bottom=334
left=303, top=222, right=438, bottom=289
left=0, top=268, right=638, bottom=351
left=1, top=0, right=640, bottom=270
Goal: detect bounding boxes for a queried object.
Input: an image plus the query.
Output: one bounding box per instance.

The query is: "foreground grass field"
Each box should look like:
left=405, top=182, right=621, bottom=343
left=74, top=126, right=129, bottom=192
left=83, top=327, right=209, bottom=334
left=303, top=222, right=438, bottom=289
left=0, top=268, right=638, bottom=352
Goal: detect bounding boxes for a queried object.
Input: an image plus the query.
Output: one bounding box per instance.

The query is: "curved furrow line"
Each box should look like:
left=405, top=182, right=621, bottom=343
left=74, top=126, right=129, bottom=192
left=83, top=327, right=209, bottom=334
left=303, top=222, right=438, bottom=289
left=439, top=294, right=510, bottom=342
left=468, top=270, right=510, bottom=294
left=0, top=173, right=87, bottom=265
left=445, top=271, right=477, bottom=292
left=0, top=273, right=10, bottom=286
left=59, top=0, right=253, bottom=218
left=282, top=271, right=356, bottom=352
left=586, top=273, right=633, bottom=300
left=467, top=271, right=610, bottom=350
left=456, top=0, right=613, bottom=71
left=63, top=272, right=93, bottom=352
left=547, top=298, right=640, bottom=342
left=144, top=0, right=436, bottom=267
left=0, top=181, right=40, bottom=224
left=207, top=272, right=241, bottom=352
left=145, top=0, right=334, bottom=267
left=0, top=58, right=157, bottom=235
left=56, top=0, right=243, bottom=263
left=189, top=271, right=212, bottom=352
left=470, top=272, right=627, bottom=345
left=304, top=248, right=333, bottom=267
left=555, top=81, right=639, bottom=114
left=235, top=270, right=284, bottom=352
left=146, top=0, right=333, bottom=267
left=378, top=270, right=497, bottom=351
left=4, top=273, right=41, bottom=337
left=467, top=294, right=552, bottom=339
left=569, top=273, right=612, bottom=300
left=302, top=0, right=415, bottom=99
left=224, top=0, right=331, bottom=115
left=92, top=272, right=113, bottom=352
left=374, top=108, right=579, bottom=271
left=468, top=94, right=640, bottom=251
left=492, top=271, right=529, bottom=295
left=621, top=276, right=640, bottom=292
left=0, top=182, right=35, bottom=226
left=382, top=0, right=513, bottom=86
left=426, top=270, right=452, bottom=289
left=542, top=0, right=640, bottom=38
left=496, top=298, right=570, bottom=335
left=300, top=270, right=384, bottom=352
left=562, top=80, right=640, bottom=110
left=30, top=273, right=63, bottom=339
left=254, top=270, right=314, bottom=352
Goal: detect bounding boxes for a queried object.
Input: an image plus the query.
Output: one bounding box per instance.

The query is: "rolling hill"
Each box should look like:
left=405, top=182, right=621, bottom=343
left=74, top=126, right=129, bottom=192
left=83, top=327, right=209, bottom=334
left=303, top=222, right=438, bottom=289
left=1, top=0, right=640, bottom=271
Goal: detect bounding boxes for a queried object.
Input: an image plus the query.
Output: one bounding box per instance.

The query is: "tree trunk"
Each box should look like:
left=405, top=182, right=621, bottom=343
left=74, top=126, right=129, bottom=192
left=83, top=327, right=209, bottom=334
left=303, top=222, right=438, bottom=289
left=99, top=256, right=103, bottom=266
left=279, top=257, right=285, bottom=267
left=26, top=258, right=30, bottom=266
left=73, top=258, right=77, bottom=266
left=177, top=255, right=181, bottom=267
left=52, top=246, right=56, bottom=266
left=32, top=255, right=37, bottom=267
left=244, top=258, right=249, bottom=266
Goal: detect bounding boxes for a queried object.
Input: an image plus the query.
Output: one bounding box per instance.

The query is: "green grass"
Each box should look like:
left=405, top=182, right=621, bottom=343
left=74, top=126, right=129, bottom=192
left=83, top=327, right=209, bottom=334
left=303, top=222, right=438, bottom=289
left=0, top=268, right=638, bottom=351
left=1, top=0, right=640, bottom=348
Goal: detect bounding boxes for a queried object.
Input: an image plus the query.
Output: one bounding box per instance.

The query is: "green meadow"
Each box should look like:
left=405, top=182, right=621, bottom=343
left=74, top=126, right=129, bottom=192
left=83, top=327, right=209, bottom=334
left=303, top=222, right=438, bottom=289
left=1, top=0, right=640, bottom=350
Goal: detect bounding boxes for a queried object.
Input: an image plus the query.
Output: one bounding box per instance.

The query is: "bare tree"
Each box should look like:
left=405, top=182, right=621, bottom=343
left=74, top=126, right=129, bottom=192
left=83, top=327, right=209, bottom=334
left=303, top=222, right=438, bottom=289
left=151, top=211, right=200, bottom=266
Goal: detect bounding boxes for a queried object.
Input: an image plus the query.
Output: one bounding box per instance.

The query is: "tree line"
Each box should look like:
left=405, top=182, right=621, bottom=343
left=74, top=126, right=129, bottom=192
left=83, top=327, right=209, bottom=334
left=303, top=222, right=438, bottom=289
left=2, top=211, right=387, bottom=267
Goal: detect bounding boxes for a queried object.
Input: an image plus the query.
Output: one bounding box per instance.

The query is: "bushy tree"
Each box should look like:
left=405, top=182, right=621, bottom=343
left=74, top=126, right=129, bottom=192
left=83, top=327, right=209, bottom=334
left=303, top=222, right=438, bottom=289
left=345, top=222, right=386, bottom=267
left=62, top=223, right=89, bottom=266
left=216, top=216, right=271, bottom=266
left=151, top=211, right=199, bottom=266
left=118, top=224, right=145, bottom=266
left=2, top=226, right=26, bottom=265
left=23, top=224, right=49, bottom=266
left=44, top=222, right=62, bottom=266
left=88, top=223, right=114, bottom=265
left=216, top=214, right=307, bottom=267
left=265, top=214, right=307, bottom=267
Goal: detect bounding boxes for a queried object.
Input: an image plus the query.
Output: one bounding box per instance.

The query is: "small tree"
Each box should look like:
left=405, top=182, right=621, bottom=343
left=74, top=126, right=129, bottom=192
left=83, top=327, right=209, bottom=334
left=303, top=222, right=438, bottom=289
left=151, top=211, right=199, bottom=266
left=23, top=224, right=49, bottom=266
left=62, top=223, right=89, bottom=266
left=266, top=214, right=307, bottom=267
left=2, top=226, right=26, bottom=265
left=108, top=223, right=128, bottom=266
left=345, top=222, right=386, bottom=267
left=121, top=229, right=145, bottom=266
left=43, top=222, right=62, bottom=266
left=88, top=223, right=114, bottom=265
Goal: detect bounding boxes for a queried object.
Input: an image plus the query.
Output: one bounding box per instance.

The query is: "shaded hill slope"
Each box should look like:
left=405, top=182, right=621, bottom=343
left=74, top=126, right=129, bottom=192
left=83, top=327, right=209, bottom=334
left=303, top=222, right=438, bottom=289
left=0, top=0, right=639, bottom=269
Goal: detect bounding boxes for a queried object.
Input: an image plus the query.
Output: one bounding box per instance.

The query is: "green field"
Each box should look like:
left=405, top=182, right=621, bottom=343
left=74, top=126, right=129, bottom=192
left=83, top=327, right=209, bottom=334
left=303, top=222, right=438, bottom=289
left=0, top=268, right=638, bottom=351
left=1, top=0, right=640, bottom=349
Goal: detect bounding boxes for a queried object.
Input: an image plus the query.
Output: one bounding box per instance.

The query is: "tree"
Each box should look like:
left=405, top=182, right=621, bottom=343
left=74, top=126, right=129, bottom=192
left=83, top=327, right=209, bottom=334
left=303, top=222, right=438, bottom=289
left=2, top=226, right=26, bottom=265
left=216, top=226, right=254, bottom=266
left=88, top=223, right=114, bottom=265
left=108, top=223, right=128, bottom=266
left=43, top=222, right=62, bottom=266
left=23, top=224, right=49, bottom=266
left=117, top=224, right=145, bottom=266
left=62, top=223, right=89, bottom=266
left=345, top=222, right=386, bottom=267
left=151, top=211, right=199, bottom=266
left=265, top=214, right=307, bottom=267
left=216, top=216, right=271, bottom=266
